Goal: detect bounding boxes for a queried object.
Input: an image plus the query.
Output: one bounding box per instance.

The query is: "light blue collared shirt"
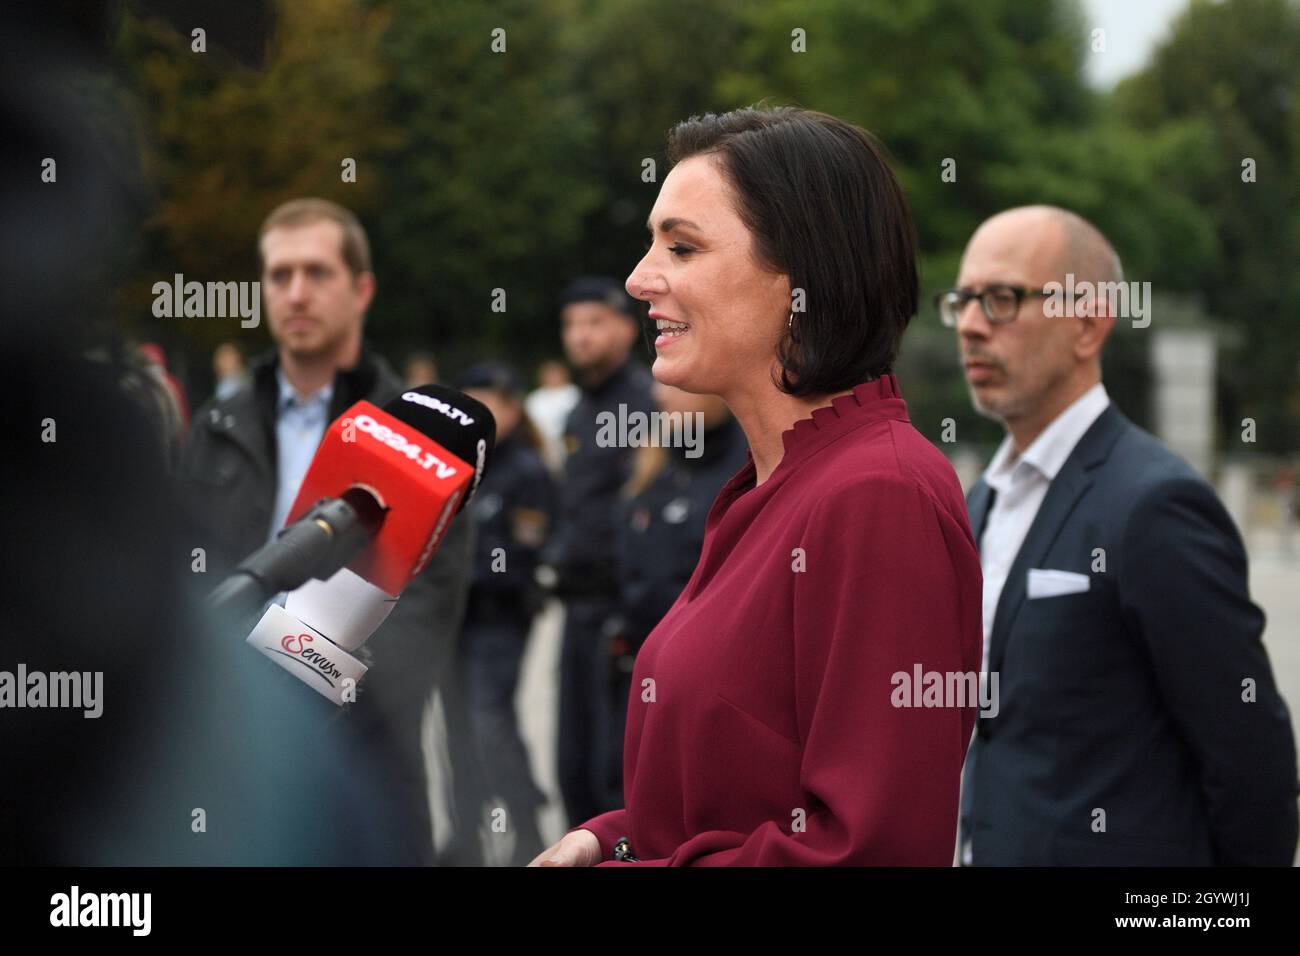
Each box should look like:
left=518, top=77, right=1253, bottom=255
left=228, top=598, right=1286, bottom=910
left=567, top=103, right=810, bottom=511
left=269, top=367, right=334, bottom=543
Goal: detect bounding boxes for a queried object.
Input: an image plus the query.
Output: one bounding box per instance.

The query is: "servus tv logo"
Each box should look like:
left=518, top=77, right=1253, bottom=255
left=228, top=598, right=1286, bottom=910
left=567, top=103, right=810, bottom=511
left=276, top=631, right=344, bottom=685
left=245, top=602, right=366, bottom=705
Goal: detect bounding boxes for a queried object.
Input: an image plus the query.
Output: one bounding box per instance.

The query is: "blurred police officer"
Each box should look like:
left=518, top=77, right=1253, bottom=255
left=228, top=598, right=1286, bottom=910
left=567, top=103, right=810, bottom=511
left=544, top=277, right=655, bottom=826
left=608, top=384, right=749, bottom=760
left=444, top=361, right=555, bottom=866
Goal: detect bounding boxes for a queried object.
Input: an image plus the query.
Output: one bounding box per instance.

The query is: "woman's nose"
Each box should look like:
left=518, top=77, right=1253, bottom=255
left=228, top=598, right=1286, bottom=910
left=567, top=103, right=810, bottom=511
left=627, top=260, right=662, bottom=302
left=626, top=268, right=648, bottom=302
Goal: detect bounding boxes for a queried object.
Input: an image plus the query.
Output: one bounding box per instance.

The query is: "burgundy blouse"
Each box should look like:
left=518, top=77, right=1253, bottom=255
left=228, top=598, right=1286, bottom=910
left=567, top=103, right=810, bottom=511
left=573, top=375, right=982, bottom=865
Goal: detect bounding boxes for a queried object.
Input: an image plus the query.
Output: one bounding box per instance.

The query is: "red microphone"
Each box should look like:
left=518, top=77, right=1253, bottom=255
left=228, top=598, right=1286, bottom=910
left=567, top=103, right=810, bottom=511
left=208, top=385, right=494, bottom=621
left=284, top=389, right=489, bottom=595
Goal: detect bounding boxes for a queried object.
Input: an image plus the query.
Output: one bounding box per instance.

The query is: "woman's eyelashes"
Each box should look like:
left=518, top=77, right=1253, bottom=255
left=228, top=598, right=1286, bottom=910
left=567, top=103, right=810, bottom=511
left=645, top=238, right=697, bottom=259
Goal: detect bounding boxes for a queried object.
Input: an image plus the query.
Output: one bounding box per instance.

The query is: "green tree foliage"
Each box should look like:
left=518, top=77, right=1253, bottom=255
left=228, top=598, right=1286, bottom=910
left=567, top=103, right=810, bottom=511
left=370, top=0, right=602, bottom=370
left=1115, top=0, right=1300, bottom=451
left=715, top=0, right=1208, bottom=446
left=115, top=0, right=401, bottom=355
left=109, top=0, right=1297, bottom=451
left=559, top=0, right=748, bottom=285
left=718, top=0, right=1093, bottom=254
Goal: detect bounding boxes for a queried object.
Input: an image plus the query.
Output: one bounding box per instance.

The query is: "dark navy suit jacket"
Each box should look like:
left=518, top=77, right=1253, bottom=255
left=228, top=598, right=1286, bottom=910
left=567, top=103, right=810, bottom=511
left=960, top=403, right=1299, bottom=865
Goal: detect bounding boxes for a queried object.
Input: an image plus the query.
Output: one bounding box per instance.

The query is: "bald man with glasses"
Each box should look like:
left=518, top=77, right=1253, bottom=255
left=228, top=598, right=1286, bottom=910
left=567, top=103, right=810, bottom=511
left=945, top=204, right=1298, bottom=866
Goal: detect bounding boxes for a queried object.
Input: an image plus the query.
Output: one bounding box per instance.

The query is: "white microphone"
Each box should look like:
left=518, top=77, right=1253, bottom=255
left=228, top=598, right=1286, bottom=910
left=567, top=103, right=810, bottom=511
left=246, top=603, right=369, bottom=705
left=286, top=567, right=399, bottom=653
left=246, top=568, right=399, bottom=705
left=235, top=384, right=495, bottom=703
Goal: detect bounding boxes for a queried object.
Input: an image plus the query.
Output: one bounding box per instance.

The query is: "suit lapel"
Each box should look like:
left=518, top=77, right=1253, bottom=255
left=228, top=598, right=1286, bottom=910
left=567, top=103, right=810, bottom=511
left=967, top=480, right=994, bottom=543
left=986, top=405, right=1129, bottom=674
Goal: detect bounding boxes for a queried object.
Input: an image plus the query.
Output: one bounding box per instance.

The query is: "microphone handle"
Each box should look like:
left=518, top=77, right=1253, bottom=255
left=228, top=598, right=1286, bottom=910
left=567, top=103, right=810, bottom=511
left=207, top=497, right=373, bottom=624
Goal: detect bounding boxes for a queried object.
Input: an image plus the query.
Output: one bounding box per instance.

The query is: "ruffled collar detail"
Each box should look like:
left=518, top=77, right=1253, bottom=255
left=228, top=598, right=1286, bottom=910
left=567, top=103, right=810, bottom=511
left=719, top=374, right=910, bottom=499
left=779, top=373, right=907, bottom=457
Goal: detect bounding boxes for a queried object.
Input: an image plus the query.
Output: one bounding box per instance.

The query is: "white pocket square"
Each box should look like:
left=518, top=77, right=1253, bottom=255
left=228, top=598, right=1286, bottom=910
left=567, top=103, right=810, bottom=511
left=1027, top=568, right=1090, bottom=599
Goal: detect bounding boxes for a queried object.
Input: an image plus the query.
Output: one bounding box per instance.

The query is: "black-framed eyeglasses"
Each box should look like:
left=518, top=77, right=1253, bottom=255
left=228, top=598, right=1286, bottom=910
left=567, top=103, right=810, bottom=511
left=934, top=285, right=1049, bottom=328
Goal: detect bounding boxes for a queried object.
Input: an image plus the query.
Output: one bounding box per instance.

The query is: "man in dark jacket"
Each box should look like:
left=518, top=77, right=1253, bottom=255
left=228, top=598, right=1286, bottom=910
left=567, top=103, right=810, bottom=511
left=176, top=198, right=474, bottom=865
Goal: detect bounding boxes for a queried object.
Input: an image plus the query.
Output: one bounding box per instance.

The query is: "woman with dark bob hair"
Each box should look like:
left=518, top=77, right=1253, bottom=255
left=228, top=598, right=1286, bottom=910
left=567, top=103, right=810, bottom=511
left=530, top=106, right=982, bottom=866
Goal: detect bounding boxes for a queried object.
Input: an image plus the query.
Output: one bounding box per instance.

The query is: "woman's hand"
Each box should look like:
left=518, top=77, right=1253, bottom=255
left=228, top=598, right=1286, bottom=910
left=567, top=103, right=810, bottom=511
left=527, top=828, right=601, bottom=867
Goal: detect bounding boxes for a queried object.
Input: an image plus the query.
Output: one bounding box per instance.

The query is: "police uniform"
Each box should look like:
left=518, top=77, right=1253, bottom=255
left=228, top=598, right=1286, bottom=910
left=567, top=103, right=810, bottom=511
left=608, top=417, right=750, bottom=765
left=450, top=430, right=555, bottom=864
left=547, top=357, right=656, bottom=826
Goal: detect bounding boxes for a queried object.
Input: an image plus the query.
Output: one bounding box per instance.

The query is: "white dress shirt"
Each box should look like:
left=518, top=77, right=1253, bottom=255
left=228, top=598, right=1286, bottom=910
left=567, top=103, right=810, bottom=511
left=978, top=382, right=1110, bottom=673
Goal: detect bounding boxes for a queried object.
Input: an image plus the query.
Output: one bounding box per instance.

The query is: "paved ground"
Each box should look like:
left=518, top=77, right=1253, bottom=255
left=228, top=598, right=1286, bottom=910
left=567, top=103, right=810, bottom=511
left=428, top=533, right=1300, bottom=865
left=426, top=600, right=566, bottom=864
left=1246, top=532, right=1300, bottom=864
